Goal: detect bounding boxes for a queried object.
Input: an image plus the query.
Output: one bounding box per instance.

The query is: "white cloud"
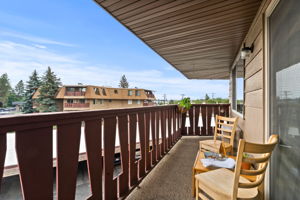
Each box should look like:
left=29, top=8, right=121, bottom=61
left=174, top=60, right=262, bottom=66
left=0, top=40, right=229, bottom=100
left=0, top=30, right=75, bottom=47
left=33, top=44, right=47, bottom=49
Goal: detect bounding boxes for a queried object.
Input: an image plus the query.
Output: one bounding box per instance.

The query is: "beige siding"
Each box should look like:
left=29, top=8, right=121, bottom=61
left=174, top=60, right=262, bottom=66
left=231, top=0, right=271, bottom=143
left=63, top=99, right=144, bottom=111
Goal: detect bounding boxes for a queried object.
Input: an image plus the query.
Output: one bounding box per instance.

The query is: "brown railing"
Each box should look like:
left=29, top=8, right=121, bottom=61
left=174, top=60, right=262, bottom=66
left=146, top=93, right=155, bottom=98
left=0, top=105, right=182, bottom=200
left=181, top=104, right=230, bottom=136
left=64, top=103, right=90, bottom=108
left=65, top=91, right=86, bottom=96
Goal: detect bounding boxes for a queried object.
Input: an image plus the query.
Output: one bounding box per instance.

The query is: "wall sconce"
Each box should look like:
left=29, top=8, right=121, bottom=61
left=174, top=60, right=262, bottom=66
left=241, top=43, right=254, bottom=60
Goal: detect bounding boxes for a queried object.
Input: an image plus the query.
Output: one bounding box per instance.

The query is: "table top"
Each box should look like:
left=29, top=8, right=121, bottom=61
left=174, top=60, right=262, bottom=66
left=193, top=151, right=256, bottom=182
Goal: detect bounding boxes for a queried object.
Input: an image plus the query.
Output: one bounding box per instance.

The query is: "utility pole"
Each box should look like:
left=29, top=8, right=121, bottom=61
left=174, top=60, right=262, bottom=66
left=180, top=94, right=185, bottom=99
left=211, top=93, right=215, bottom=100
left=163, top=94, right=167, bottom=105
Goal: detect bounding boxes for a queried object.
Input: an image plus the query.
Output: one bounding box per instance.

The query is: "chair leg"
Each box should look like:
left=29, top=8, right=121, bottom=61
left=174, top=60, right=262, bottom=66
left=196, top=179, right=199, bottom=200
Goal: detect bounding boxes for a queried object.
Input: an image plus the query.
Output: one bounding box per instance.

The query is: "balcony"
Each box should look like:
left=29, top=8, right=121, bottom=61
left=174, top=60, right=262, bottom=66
left=145, top=93, right=155, bottom=99
left=65, top=91, right=86, bottom=96
left=64, top=103, right=90, bottom=108
left=0, top=104, right=229, bottom=199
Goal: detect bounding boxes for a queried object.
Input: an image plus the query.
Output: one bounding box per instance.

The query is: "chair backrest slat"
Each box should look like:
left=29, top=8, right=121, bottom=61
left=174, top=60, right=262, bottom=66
left=240, top=163, right=268, bottom=176
left=213, top=115, right=238, bottom=147
left=243, top=154, right=271, bottom=164
left=231, top=135, right=279, bottom=199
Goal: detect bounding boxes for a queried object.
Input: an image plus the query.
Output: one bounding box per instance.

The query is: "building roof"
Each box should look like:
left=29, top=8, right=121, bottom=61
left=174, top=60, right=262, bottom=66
left=95, top=0, right=262, bottom=79
left=33, top=85, right=155, bottom=100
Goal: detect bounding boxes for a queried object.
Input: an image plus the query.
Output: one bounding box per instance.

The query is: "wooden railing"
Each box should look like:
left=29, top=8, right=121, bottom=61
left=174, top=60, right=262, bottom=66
left=64, top=103, right=90, bottom=108
left=146, top=93, right=155, bottom=99
left=65, top=91, right=86, bottom=96
left=181, top=104, right=230, bottom=136
left=0, top=104, right=229, bottom=199
left=0, top=105, right=182, bottom=200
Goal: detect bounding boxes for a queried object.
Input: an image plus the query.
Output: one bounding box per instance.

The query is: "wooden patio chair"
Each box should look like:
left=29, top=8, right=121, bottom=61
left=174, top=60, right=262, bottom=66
left=195, top=134, right=279, bottom=200
left=199, top=115, right=238, bottom=155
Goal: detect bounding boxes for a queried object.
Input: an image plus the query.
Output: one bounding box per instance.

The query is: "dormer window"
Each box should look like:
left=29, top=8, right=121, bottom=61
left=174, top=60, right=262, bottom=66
left=94, top=88, right=100, bottom=95
left=135, top=90, right=141, bottom=96
left=102, top=88, right=107, bottom=96
left=128, top=90, right=133, bottom=96
left=114, top=89, right=118, bottom=94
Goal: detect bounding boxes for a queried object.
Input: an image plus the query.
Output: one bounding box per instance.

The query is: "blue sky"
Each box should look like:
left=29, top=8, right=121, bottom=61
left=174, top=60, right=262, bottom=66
left=0, top=0, right=232, bottom=100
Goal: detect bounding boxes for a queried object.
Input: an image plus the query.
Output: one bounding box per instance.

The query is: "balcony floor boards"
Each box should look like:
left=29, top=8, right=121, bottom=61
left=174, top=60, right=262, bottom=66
left=126, top=136, right=210, bottom=200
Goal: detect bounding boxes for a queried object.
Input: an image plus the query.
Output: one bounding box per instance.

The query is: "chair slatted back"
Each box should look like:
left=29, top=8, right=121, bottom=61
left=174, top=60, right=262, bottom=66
left=213, top=115, right=238, bottom=147
left=232, top=135, right=279, bottom=199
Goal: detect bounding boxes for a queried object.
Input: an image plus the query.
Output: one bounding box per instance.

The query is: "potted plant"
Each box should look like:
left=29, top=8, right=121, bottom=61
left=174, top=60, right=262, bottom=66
left=241, top=153, right=251, bottom=170
left=178, top=97, right=192, bottom=113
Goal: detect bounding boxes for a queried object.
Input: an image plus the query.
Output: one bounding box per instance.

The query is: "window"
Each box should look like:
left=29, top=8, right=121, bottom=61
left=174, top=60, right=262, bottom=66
left=135, top=90, right=141, bottom=96
left=66, top=87, right=75, bottom=92
left=128, top=90, right=133, bottom=96
left=94, top=88, right=100, bottom=95
left=114, top=89, right=118, bottom=94
left=136, top=100, right=141, bottom=104
left=67, top=99, right=73, bottom=103
left=108, top=99, right=112, bottom=102
left=98, top=99, right=103, bottom=104
left=93, top=99, right=96, bottom=104
left=102, top=88, right=107, bottom=96
left=128, top=100, right=132, bottom=104
left=79, top=99, right=85, bottom=104
left=232, top=60, right=244, bottom=114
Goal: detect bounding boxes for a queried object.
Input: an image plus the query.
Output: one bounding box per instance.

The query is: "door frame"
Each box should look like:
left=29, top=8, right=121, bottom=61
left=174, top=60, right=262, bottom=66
left=264, top=0, right=281, bottom=199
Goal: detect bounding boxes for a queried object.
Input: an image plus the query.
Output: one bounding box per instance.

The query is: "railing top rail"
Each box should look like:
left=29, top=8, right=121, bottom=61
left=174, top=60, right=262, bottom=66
left=191, top=103, right=230, bottom=106
left=0, top=105, right=178, bottom=133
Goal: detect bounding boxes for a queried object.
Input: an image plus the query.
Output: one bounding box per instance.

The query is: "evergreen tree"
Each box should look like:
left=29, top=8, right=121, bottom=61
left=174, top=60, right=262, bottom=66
left=22, top=70, right=41, bottom=113
left=15, top=80, right=25, bottom=99
left=118, top=75, right=129, bottom=88
left=37, top=67, right=61, bottom=112
left=7, top=89, right=18, bottom=107
left=205, top=93, right=210, bottom=101
left=0, top=73, right=12, bottom=107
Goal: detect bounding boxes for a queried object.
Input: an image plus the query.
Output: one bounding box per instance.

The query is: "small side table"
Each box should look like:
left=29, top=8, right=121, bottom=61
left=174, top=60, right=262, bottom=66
left=192, top=151, right=256, bottom=197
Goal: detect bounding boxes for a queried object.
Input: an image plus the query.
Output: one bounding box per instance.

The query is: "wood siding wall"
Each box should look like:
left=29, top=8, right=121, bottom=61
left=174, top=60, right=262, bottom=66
left=230, top=0, right=271, bottom=143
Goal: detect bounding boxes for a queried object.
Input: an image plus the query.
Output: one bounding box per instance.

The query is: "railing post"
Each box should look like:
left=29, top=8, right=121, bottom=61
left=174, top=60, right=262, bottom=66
left=129, top=113, right=138, bottom=187
left=145, top=112, right=151, bottom=171
left=0, top=133, right=6, bottom=193
left=181, top=112, right=186, bottom=135
left=150, top=111, right=156, bottom=166
left=57, top=122, right=81, bottom=200
left=103, top=116, right=117, bottom=200
left=161, top=110, right=166, bottom=155
left=85, top=119, right=103, bottom=200
left=155, top=110, right=161, bottom=160
left=16, top=127, right=53, bottom=200
left=117, top=114, right=129, bottom=198
left=194, top=105, right=200, bottom=135
left=137, top=112, right=146, bottom=179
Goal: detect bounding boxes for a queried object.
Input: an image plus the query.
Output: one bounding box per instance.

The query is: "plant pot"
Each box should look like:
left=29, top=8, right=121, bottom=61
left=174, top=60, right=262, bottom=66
left=241, top=162, right=251, bottom=170
left=178, top=106, right=188, bottom=113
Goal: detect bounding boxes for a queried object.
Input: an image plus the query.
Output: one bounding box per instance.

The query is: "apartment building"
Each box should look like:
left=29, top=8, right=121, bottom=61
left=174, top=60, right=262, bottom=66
left=33, top=85, right=155, bottom=111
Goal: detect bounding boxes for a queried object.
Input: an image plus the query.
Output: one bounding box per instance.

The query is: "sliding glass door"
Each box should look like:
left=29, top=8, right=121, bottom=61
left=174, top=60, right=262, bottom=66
left=269, top=0, right=300, bottom=199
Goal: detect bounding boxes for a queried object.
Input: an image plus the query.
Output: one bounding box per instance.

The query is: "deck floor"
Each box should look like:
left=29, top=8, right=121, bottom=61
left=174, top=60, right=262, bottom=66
left=126, top=136, right=208, bottom=200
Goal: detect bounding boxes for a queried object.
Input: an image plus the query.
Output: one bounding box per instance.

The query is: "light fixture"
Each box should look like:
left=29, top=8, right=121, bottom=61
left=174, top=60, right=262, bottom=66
left=241, top=43, right=254, bottom=60
left=185, top=113, right=190, bottom=128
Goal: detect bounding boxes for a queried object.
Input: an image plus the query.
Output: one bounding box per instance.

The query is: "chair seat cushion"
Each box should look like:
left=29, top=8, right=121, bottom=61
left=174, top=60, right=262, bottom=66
left=195, top=168, right=258, bottom=200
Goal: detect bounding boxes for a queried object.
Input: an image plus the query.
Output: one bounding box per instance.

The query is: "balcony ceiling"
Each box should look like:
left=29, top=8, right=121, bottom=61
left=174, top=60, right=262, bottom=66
left=95, top=0, right=262, bottom=79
